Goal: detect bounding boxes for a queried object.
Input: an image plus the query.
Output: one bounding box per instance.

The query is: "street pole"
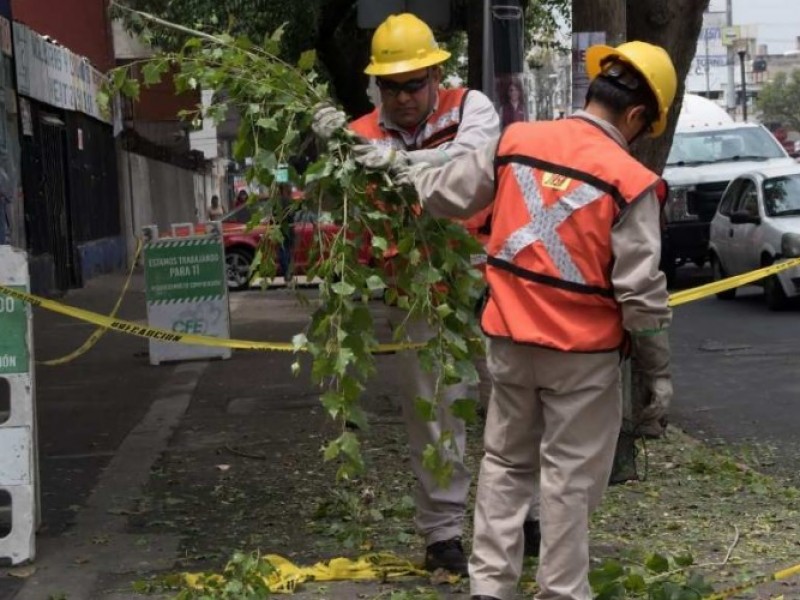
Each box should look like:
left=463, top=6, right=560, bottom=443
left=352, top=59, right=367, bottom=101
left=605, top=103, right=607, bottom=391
left=705, top=30, right=711, bottom=97
left=738, top=49, right=748, bottom=121
left=726, top=0, right=736, bottom=113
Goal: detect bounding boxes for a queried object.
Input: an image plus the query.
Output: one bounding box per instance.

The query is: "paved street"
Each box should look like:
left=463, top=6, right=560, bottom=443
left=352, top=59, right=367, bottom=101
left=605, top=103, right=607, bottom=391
left=1, top=266, right=798, bottom=599
left=670, top=268, right=800, bottom=483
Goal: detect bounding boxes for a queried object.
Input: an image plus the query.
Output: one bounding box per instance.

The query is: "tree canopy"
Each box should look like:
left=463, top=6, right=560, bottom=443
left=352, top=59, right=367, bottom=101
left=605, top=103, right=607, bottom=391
left=756, top=70, right=800, bottom=133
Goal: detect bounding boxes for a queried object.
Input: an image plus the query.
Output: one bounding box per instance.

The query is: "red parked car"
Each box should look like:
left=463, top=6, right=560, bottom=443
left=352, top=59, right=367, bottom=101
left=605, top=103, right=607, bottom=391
left=174, top=201, right=373, bottom=291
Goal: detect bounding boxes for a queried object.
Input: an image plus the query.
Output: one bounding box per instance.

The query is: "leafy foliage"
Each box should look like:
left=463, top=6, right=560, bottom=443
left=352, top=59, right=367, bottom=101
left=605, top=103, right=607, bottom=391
left=106, top=3, right=484, bottom=484
left=756, top=69, right=800, bottom=133
left=589, top=552, right=713, bottom=600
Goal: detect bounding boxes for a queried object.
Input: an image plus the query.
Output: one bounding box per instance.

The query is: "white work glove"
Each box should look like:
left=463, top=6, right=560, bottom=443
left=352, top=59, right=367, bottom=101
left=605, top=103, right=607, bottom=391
left=393, top=162, right=430, bottom=188
left=351, top=143, right=410, bottom=170
left=631, top=332, right=672, bottom=432
left=311, top=103, right=347, bottom=140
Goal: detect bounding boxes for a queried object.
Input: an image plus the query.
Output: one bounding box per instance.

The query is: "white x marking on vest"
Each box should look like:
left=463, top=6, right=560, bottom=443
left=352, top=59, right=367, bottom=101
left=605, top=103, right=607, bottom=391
left=495, top=164, right=606, bottom=285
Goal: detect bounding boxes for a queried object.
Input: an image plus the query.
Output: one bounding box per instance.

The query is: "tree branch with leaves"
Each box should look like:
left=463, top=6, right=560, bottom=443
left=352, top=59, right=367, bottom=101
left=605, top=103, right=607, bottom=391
left=107, top=2, right=485, bottom=483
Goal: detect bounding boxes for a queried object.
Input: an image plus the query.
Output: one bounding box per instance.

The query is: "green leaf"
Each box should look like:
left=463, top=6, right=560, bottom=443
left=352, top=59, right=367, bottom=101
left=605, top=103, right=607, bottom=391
left=435, top=303, right=453, bottom=318
left=256, top=116, right=278, bottom=130
left=623, top=573, right=646, bottom=593
left=450, top=398, right=478, bottom=424
left=589, top=559, right=625, bottom=589
left=339, top=432, right=361, bottom=464
left=142, top=61, right=167, bottom=86
left=120, top=77, right=140, bottom=99
left=321, top=390, right=344, bottom=419
left=674, top=552, right=694, bottom=567
left=645, top=553, right=670, bottom=574
left=331, top=281, right=356, bottom=296
left=414, top=397, right=437, bottom=422
left=323, top=440, right=340, bottom=462
left=297, top=49, right=316, bottom=71
left=365, top=275, right=384, bottom=291
left=371, top=236, right=388, bottom=252
left=292, top=333, right=308, bottom=351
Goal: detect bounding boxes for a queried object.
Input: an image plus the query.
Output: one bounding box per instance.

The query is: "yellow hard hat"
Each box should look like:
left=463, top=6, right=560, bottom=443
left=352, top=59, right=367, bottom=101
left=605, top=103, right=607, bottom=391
left=365, top=13, right=451, bottom=77
left=585, top=41, right=677, bottom=137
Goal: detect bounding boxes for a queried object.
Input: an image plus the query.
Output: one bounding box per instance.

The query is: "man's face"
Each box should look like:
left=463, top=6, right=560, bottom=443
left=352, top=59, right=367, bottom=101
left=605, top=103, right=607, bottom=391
left=377, top=68, right=440, bottom=129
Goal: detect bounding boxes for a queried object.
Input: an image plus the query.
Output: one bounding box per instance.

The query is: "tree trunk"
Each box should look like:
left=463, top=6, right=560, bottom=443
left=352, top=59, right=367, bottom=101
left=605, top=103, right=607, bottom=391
left=627, top=0, right=710, bottom=172
left=573, top=0, right=626, bottom=47
left=316, top=1, right=374, bottom=118
left=466, top=0, right=484, bottom=90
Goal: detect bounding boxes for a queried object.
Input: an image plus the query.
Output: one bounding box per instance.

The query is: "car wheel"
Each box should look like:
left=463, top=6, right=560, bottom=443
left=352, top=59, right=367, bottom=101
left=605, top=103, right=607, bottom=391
left=225, top=248, right=254, bottom=291
left=711, top=254, right=736, bottom=300
left=764, top=274, right=789, bottom=311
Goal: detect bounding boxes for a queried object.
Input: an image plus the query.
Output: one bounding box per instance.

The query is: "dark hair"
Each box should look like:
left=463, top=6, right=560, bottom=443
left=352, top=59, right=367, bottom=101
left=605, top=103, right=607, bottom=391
left=585, top=71, right=659, bottom=127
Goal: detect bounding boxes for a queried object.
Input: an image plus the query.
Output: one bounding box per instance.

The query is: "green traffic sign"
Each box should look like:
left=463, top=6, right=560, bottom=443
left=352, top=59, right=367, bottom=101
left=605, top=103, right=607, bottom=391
left=144, top=239, right=226, bottom=303
left=0, top=286, right=30, bottom=375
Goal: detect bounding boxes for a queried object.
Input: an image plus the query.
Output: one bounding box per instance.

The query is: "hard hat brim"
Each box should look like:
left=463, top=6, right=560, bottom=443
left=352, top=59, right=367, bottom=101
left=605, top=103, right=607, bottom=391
left=585, top=44, right=668, bottom=138
left=364, top=49, right=451, bottom=76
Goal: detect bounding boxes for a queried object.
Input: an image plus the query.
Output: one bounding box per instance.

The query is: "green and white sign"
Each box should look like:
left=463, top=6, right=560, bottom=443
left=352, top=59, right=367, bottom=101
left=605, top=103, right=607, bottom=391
left=144, top=239, right=226, bottom=303
left=143, top=231, right=231, bottom=365
left=0, top=286, right=29, bottom=375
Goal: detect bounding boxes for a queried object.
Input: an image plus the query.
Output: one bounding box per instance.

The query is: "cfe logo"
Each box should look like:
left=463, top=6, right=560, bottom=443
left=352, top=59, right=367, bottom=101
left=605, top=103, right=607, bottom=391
left=172, top=319, right=206, bottom=334
left=541, top=171, right=572, bottom=191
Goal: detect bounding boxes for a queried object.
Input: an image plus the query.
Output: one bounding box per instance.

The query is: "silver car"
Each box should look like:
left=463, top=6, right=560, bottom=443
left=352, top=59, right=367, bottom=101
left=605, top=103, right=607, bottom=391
left=709, top=164, right=800, bottom=310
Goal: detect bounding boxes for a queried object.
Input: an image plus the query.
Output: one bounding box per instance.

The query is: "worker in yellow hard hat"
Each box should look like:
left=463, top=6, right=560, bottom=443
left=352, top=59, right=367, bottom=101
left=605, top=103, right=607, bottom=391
left=373, top=41, right=677, bottom=600
left=312, top=13, right=501, bottom=576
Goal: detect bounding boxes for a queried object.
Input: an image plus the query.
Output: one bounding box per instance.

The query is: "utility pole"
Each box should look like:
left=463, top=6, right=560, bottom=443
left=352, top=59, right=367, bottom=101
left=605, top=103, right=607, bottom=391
left=726, top=0, right=736, bottom=113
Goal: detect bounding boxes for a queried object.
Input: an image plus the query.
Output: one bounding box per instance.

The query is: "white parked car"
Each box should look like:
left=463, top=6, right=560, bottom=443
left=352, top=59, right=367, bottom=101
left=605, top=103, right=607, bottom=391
left=709, top=164, right=800, bottom=309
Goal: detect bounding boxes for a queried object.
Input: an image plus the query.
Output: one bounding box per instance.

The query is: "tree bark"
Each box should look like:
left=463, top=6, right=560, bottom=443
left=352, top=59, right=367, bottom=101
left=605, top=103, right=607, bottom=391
left=466, top=0, right=484, bottom=90
left=572, top=0, right=626, bottom=47
left=316, top=0, right=374, bottom=117
left=627, top=0, right=710, bottom=172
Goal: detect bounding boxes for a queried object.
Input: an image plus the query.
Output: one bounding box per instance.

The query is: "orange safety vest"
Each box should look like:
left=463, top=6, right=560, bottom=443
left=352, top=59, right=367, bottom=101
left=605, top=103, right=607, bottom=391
left=351, top=88, right=490, bottom=281
left=481, top=117, right=659, bottom=352
left=350, top=88, right=470, bottom=149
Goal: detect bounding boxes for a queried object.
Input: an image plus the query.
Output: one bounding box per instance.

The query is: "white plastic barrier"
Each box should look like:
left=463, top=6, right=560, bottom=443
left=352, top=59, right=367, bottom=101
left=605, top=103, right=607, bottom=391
left=0, top=245, right=37, bottom=564
left=142, top=224, right=232, bottom=365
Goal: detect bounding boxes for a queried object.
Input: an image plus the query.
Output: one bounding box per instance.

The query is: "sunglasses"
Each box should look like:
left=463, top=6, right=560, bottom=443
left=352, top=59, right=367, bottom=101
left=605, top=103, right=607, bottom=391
left=376, top=74, right=430, bottom=96
left=600, top=60, right=641, bottom=91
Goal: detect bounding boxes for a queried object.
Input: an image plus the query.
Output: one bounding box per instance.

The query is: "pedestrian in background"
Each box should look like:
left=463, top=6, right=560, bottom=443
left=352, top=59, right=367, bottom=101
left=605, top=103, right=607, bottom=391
left=207, top=195, right=225, bottom=221
left=392, top=41, right=677, bottom=600
left=312, top=12, right=500, bottom=576
left=234, top=189, right=248, bottom=209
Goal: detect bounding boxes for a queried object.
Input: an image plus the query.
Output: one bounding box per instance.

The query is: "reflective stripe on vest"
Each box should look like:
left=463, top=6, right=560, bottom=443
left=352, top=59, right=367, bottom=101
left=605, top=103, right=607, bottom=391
left=497, top=163, right=606, bottom=286
left=349, top=88, right=469, bottom=150
left=482, top=118, right=658, bottom=352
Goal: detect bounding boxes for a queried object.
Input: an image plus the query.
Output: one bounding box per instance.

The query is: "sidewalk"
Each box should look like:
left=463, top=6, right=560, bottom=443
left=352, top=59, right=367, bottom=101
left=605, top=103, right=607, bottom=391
left=0, top=273, right=479, bottom=599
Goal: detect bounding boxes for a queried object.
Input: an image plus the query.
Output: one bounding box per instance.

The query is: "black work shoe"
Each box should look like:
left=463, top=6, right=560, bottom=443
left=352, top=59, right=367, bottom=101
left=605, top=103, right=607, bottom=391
left=424, top=537, right=468, bottom=576
left=523, top=519, right=541, bottom=557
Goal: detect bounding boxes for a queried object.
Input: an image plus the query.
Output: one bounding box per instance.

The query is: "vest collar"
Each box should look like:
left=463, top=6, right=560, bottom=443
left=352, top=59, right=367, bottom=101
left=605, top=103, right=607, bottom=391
left=569, top=110, right=629, bottom=151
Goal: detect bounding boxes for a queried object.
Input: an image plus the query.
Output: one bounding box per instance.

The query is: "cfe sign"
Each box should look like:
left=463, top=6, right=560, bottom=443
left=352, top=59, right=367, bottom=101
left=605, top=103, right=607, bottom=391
left=0, top=291, right=28, bottom=375
left=143, top=225, right=231, bottom=365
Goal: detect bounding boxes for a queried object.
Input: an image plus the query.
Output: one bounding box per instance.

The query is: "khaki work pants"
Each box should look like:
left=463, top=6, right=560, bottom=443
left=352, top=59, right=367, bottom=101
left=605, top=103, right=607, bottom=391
left=389, top=308, right=471, bottom=545
left=474, top=353, right=540, bottom=521
left=470, top=338, right=622, bottom=600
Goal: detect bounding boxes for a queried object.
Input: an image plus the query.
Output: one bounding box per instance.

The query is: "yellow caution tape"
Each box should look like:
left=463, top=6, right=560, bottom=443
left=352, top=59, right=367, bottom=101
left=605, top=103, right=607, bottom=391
left=3, top=256, right=799, bottom=357
left=0, top=283, right=420, bottom=354
left=669, top=257, right=800, bottom=307
left=703, top=560, right=800, bottom=599
left=181, top=552, right=429, bottom=594
left=38, top=239, right=144, bottom=366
